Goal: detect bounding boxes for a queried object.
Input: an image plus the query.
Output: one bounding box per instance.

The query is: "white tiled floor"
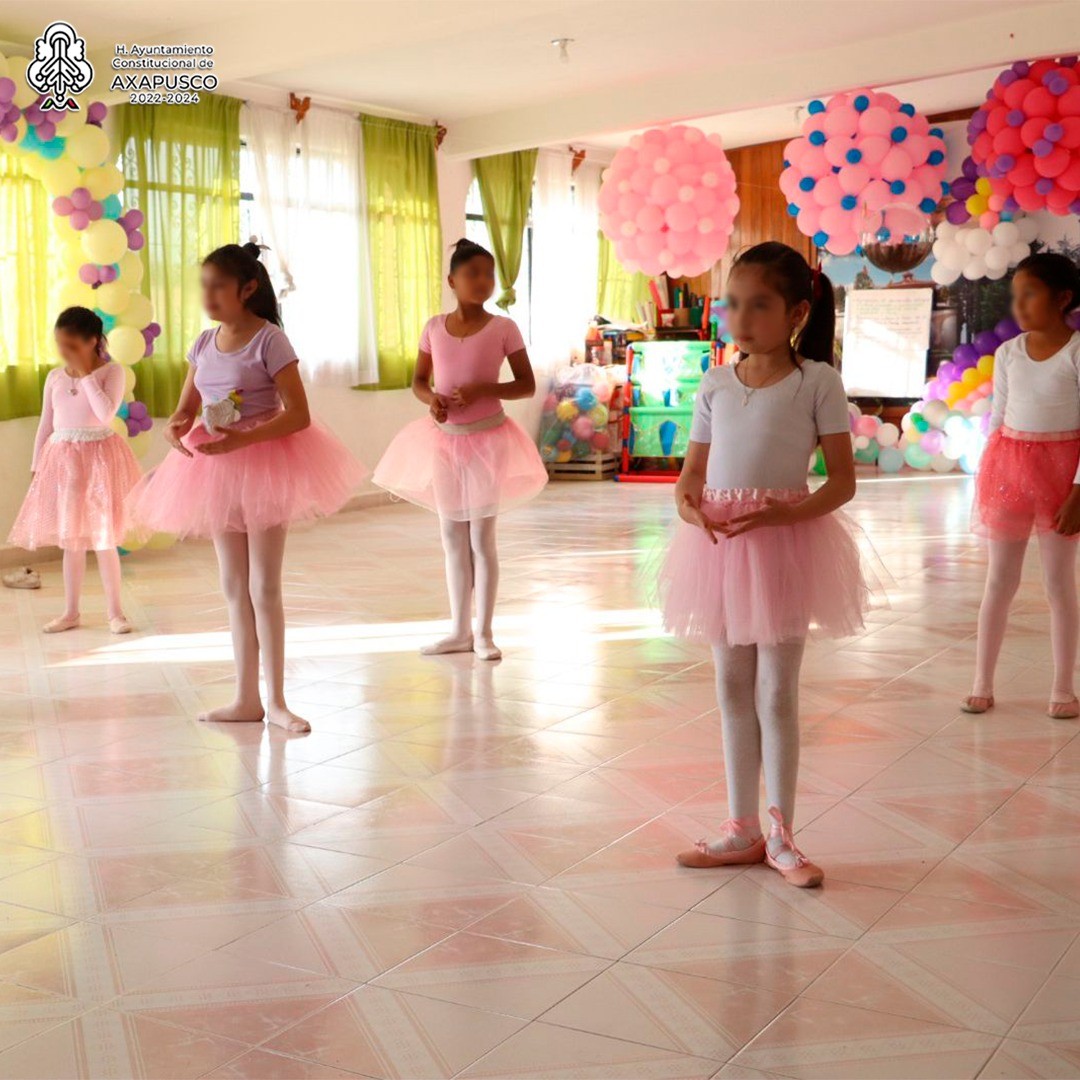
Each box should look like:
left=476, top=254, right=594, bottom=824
left=0, top=475, right=1078, bottom=1079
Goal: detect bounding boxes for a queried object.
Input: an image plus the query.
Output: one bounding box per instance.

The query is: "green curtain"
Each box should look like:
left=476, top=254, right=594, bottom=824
left=360, top=115, right=441, bottom=390
left=472, top=150, right=537, bottom=311
left=597, top=232, right=652, bottom=323
left=0, top=153, right=66, bottom=420
left=115, top=95, right=241, bottom=415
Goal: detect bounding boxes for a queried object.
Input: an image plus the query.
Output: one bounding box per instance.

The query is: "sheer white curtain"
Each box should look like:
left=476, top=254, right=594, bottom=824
left=530, top=149, right=601, bottom=371
left=242, top=103, right=378, bottom=385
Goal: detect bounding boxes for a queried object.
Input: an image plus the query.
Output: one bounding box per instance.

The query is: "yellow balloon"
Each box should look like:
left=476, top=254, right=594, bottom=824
left=123, top=366, right=137, bottom=395
left=960, top=368, right=979, bottom=388
left=58, top=281, right=96, bottom=310
left=555, top=400, right=578, bottom=421
left=146, top=532, right=177, bottom=551
left=95, top=281, right=131, bottom=315
left=966, top=194, right=989, bottom=215
left=120, top=532, right=147, bottom=553
left=84, top=164, right=124, bottom=199
left=40, top=158, right=81, bottom=197
left=19, top=152, right=45, bottom=180
left=128, top=431, right=151, bottom=458
left=108, top=325, right=145, bottom=366
left=82, top=220, right=128, bottom=265
left=118, top=293, right=152, bottom=329
left=975, top=177, right=992, bottom=196
left=8, top=57, right=36, bottom=108
left=53, top=110, right=86, bottom=138
left=65, top=124, right=110, bottom=169
left=977, top=354, right=994, bottom=377
left=946, top=385, right=964, bottom=406
left=110, top=416, right=128, bottom=437
left=556, top=449, right=572, bottom=463
left=117, top=251, right=144, bottom=288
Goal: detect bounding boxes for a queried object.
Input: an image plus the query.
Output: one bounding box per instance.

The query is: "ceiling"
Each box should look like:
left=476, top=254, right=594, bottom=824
left=0, top=0, right=1076, bottom=158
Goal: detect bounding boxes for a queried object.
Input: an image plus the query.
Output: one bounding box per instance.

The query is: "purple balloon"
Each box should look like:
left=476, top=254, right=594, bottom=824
left=945, top=201, right=970, bottom=225
left=950, top=177, right=976, bottom=200
left=0, top=78, right=14, bottom=104
left=139, top=414, right=153, bottom=432
left=994, top=317, right=1021, bottom=341
left=124, top=208, right=144, bottom=230
left=128, top=401, right=147, bottom=420
left=962, top=156, right=979, bottom=181
left=87, top=101, right=107, bottom=125
left=125, top=418, right=140, bottom=438
left=1068, top=309, right=1080, bottom=332
left=36, top=120, right=55, bottom=141
left=99, top=265, right=118, bottom=283
left=147, top=322, right=161, bottom=338
left=127, top=230, right=145, bottom=251
left=938, top=361, right=958, bottom=382
left=973, top=330, right=1001, bottom=357
left=78, top=264, right=98, bottom=285
left=954, top=343, right=980, bottom=367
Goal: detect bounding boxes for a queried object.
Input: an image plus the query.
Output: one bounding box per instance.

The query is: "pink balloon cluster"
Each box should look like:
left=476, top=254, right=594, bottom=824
left=53, top=186, right=104, bottom=231
left=598, top=125, right=739, bottom=278
left=0, top=78, right=21, bottom=142
left=78, top=263, right=119, bottom=286
left=966, top=56, right=1080, bottom=216
left=125, top=400, right=152, bottom=438
left=779, top=89, right=949, bottom=255
left=119, top=208, right=146, bottom=251
left=86, top=102, right=107, bottom=128
left=141, top=321, right=162, bottom=358
left=23, top=100, right=66, bottom=143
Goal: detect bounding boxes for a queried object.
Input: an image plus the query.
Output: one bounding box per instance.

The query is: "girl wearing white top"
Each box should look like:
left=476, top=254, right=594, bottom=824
left=966, top=253, right=1080, bottom=720
left=660, top=242, right=874, bottom=888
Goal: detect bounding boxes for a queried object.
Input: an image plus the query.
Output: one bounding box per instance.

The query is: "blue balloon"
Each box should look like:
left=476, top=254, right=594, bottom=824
left=808, top=99, right=826, bottom=115
left=809, top=130, right=826, bottom=146
left=575, top=387, right=597, bottom=411
left=103, top=194, right=122, bottom=219
left=117, top=403, right=130, bottom=420
left=853, top=94, right=870, bottom=112
left=812, top=230, right=829, bottom=248
left=39, top=137, right=66, bottom=160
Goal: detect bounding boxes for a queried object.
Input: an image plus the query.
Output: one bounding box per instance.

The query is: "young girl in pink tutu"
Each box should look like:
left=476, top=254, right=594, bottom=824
left=965, top=253, right=1080, bottom=719
left=660, top=241, right=871, bottom=888
left=9, top=307, right=141, bottom=634
left=127, top=243, right=367, bottom=733
left=373, top=238, right=547, bottom=660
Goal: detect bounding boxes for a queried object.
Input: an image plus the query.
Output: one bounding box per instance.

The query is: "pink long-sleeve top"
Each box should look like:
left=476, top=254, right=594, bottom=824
left=31, top=363, right=126, bottom=471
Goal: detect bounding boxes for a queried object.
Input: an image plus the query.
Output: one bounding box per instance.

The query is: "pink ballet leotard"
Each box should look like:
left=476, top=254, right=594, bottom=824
left=372, top=313, right=548, bottom=520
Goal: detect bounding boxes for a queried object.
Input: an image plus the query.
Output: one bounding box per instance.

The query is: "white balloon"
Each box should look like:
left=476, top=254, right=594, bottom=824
left=985, top=263, right=1008, bottom=280
left=1008, top=241, right=1030, bottom=265
left=1016, top=216, right=1040, bottom=243
left=931, top=453, right=956, bottom=473
left=992, top=221, right=1020, bottom=247
left=923, top=400, right=949, bottom=428
left=877, top=422, right=900, bottom=447
left=984, top=246, right=1010, bottom=272
left=932, top=260, right=962, bottom=285
left=963, top=228, right=993, bottom=255
left=963, top=257, right=986, bottom=281
left=935, top=222, right=957, bottom=242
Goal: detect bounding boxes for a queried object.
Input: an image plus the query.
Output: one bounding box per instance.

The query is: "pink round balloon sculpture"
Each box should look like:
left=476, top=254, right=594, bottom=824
left=967, top=56, right=1080, bottom=217
left=779, top=89, right=949, bottom=255
left=598, top=125, right=739, bottom=278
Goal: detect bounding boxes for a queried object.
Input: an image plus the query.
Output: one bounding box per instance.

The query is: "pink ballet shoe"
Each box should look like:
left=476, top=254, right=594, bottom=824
left=676, top=816, right=765, bottom=869
left=43, top=614, right=80, bottom=634
left=1048, top=696, right=1080, bottom=720
left=764, top=806, right=823, bottom=888
left=961, top=694, right=994, bottom=714
left=109, top=616, right=133, bottom=635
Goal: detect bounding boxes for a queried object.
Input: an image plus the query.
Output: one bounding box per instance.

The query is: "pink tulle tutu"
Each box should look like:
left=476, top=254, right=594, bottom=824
left=127, top=415, right=368, bottom=538
left=659, top=487, right=874, bottom=646
left=974, top=427, right=1080, bottom=542
left=373, top=412, right=547, bottom=521
left=9, top=431, right=142, bottom=551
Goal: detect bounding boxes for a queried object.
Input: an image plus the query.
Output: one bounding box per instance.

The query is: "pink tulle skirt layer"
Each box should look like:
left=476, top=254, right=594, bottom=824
left=659, top=487, right=874, bottom=646
left=973, top=427, right=1080, bottom=542
left=127, top=416, right=368, bottom=539
left=373, top=413, right=548, bottom=521
left=9, top=432, right=142, bottom=551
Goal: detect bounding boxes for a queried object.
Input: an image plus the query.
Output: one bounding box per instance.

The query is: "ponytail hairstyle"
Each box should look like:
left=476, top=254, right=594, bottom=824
left=202, top=242, right=281, bottom=325
left=55, top=305, right=107, bottom=357
left=1014, top=251, right=1080, bottom=314
left=731, top=241, right=836, bottom=365
left=449, top=237, right=495, bottom=273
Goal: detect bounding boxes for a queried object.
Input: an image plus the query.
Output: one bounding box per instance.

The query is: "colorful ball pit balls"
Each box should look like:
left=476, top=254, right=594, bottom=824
left=780, top=88, right=948, bottom=255
left=599, top=124, right=739, bottom=278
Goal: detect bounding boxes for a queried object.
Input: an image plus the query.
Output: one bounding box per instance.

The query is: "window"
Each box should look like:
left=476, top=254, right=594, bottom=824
left=465, top=178, right=533, bottom=342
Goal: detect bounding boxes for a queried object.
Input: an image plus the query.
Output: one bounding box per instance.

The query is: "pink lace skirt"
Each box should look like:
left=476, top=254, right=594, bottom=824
left=9, top=429, right=142, bottom=551
left=659, top=487, right=875, bottom=646
left=973, top=427, right=1080, bottom=542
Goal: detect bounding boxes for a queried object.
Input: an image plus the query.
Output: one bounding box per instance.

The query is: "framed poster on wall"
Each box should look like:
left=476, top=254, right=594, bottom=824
left=840, top=287, right=933, bottom=399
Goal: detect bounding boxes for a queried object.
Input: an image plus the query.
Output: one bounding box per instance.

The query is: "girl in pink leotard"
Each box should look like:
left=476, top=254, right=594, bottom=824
left=9, top=307, right=142, bottom=634
left=373, top=239, right=547, bottom=660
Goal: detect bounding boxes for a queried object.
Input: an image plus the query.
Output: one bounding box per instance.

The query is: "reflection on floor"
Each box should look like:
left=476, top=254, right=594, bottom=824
left=0, top=475, right=1078, bottom=1079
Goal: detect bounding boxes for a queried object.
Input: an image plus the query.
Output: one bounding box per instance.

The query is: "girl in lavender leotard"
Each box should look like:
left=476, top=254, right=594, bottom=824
left=373, top=239, right=547, bottom=660
left=127, top=243, right=368, bottom=733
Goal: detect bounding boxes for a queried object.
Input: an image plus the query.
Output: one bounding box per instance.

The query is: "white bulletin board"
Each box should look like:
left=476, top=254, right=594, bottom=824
left=841, top=287, right=933, bottom=399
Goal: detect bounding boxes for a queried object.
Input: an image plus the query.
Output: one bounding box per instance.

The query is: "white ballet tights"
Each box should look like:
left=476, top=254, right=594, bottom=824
left=426, top=515, right=500, bottom=656
left=973, top=533, right=1079, bottom=701
left=713, top=640, right=806, bottom=827
left=206, top=526, right=309, bottom=733
left=60, top=548, right=124, bottom=620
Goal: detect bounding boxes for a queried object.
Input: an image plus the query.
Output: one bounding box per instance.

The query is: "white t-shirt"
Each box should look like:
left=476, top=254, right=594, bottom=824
left=690, top=360, right=850, bottom=490
left=991, top=331, right=1080, bottom=435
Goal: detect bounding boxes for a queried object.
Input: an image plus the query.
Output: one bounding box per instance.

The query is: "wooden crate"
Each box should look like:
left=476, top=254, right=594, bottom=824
left=546, top=451, right=618, bottom=481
